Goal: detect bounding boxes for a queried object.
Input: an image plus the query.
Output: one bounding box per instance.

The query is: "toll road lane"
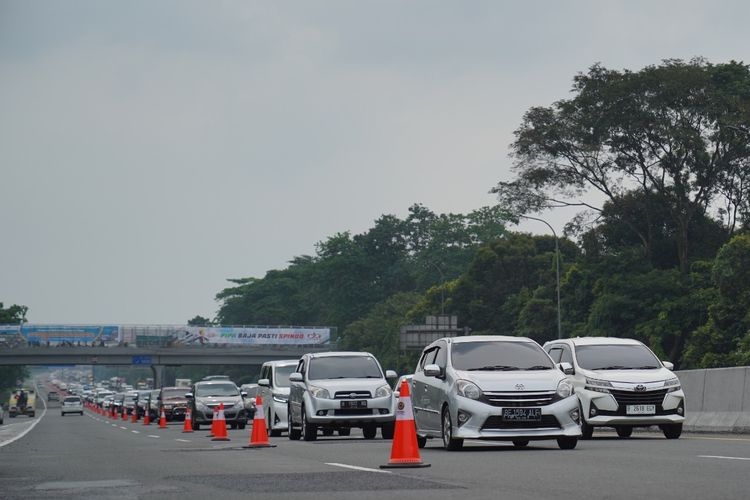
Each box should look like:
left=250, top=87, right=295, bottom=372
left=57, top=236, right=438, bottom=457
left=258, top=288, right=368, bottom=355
left=0, top=409, right=748, bottom=500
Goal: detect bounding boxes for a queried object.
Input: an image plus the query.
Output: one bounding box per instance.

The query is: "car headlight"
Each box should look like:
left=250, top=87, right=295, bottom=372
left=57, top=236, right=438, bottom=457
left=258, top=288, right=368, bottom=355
left=585, top=377, right=613, bottom=393
left=456, top=380, right=482, bottom=400
left=374, top=384, right=392, bottom=398
left=664, top=378, right=681, bottom=392
left=308, top=385, right=330, bottom=399
left=556, top=379, right=572, bottom=398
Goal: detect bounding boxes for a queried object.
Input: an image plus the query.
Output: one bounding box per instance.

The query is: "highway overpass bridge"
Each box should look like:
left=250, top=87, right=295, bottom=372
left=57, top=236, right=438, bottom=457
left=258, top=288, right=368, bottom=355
left=0, top=344, right=332, bottom=386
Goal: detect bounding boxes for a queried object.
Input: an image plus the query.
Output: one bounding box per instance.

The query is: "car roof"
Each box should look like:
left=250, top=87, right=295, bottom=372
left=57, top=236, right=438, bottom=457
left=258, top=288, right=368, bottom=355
left=194, top=380, right=237, bottom=386
left=307, top=351, right=374, bottom=359
left=548, top=337, right=644, bottom=347
left=444, top=335, right=536, bottom=344
left=262, top=359, right=299, bottom=366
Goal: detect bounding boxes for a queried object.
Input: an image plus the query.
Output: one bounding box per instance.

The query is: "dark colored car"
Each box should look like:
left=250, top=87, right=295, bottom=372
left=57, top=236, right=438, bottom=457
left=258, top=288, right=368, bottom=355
left=158, top=387, right=189, bottom=421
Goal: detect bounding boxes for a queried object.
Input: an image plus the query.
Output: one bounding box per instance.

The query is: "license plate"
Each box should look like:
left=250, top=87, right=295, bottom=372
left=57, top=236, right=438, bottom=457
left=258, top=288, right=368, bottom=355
left=502, top=408, right=541, bottom=421
left=626, top=404, right=656, bottom=415
left=340, top=400, right=367, bottom=409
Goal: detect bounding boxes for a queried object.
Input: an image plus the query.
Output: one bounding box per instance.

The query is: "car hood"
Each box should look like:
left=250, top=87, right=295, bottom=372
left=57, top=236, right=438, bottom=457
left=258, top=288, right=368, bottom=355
left=311, top=378, right=388, bottom=394
left=162, top=397, right=188, bottom=404
left=576, top=367, right=677, bottom=386
left=196, top=396, right=243, bottom=407
left=455, top=370, right=566, bottom=392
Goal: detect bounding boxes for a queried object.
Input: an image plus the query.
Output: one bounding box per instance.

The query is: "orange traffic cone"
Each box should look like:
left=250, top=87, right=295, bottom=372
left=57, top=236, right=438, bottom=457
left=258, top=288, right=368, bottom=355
left=211, top=403, right=230, bottom=441
left=208, top=406, right=219, bottom=437
left=122, top=407, right=128, bottom=421
left=132, top=408, right=138, bottom=423
left=158, top=408, right=168, bottom=429
left=143, top=407, right=151, bottom=425
left=380, top=379, right=430, bottom=468
left=243, top=395, right=276, bottom=448
left=182, top=407, right=193, bottom=433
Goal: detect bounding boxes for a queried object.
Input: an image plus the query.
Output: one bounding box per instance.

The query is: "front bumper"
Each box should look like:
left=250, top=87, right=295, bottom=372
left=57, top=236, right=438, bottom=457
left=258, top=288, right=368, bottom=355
left=450, top=395, right=581, bottom=440
left=579, top=388, right=686, bottom=426
left=269, top=399, right=289, bottom=430
left=305, top=395, right=395, bottom=425
left=193, top=406, right=247, bottom=424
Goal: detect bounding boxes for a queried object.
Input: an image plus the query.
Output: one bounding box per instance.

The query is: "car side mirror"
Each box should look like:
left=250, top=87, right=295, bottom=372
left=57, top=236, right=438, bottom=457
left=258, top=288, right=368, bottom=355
left=557, top=362, right=574, bottom=375
left=662, top=361, right=674, bottom=370
left=424, top=364, right=443, bottom=378
left=258, top=378, right=270, bottom=387
left=240, top=392, right=247, bottom=398
left=185, top=393, right=193, bottom=399
left=385, top=370, right=398, bottom=379
left=289, top=372, right=303, bottom=382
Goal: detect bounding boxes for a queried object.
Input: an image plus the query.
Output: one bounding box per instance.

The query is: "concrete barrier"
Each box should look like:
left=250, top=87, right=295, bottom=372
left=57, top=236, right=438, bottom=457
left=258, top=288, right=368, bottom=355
left=677, top=366, right=750, bottom=433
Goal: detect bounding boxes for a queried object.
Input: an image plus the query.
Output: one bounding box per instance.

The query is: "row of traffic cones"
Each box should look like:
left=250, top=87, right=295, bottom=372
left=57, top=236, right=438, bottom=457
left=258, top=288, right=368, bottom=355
left=83, top=386, right=426, bottom=466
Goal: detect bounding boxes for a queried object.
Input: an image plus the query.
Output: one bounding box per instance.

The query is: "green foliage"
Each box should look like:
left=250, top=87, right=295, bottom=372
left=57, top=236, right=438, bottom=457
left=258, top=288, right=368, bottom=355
left=0, top=302, right=27, bottom=323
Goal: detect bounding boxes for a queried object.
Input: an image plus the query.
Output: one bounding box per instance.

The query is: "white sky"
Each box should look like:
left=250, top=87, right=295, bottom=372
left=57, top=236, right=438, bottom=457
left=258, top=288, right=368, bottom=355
left=2, top=0, right=748, bottom=324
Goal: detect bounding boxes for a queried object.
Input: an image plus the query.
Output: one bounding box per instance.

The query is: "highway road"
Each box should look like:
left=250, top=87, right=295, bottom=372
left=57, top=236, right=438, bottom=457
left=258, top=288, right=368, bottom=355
left=1, top=398, right=749, bottom=500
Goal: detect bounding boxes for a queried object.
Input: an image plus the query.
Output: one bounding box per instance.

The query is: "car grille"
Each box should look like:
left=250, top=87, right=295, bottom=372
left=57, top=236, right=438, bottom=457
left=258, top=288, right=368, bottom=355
left=610, top=389, right=668, bottom=406
left=334, top=391, right=372, bottom=399
left=481, top=415, right=561, bottom=430
left=481, top=391, right=557, bottom=407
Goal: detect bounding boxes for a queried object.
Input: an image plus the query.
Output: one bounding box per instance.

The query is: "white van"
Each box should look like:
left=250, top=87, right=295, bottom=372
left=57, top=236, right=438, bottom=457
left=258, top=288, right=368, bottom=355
left=257, top=359, right=299, bottom=436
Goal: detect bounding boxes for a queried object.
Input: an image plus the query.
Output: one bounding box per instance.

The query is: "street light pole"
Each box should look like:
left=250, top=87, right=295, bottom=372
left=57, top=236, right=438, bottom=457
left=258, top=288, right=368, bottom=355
left=519, top=215, right=562, bottom=339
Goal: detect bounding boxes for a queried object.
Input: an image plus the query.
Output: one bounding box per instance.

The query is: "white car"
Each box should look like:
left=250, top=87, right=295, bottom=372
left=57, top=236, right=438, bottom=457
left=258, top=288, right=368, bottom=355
left=257, top=359, right=299, bottom=436
left=543, top=337, right=685, bottom=439
left=287, top=352, right=397, bottom=441
left=61, top=396, right=84, bottom=416
left=412, top=335, right=581, bottom=450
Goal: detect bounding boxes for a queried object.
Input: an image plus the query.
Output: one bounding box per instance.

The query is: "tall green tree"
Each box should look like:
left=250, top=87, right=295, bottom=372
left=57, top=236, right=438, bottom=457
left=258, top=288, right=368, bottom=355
left=0, top=303, right=30, bottom=393
left=494, top=58, right=750, bottom=274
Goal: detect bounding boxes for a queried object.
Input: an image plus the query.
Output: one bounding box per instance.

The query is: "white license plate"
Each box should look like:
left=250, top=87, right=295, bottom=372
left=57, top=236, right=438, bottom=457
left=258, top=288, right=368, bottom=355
left=626, top=404, right=656, bottom=415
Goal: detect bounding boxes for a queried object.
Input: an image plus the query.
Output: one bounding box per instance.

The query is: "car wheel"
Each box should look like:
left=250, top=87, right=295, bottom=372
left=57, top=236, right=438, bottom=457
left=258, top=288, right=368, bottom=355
left=661, top=423, right=682, bottom=439
left=580, top=404, right=594, bottom=439
left=616, top=425, right=633, bottom=438
left=381, top=422, right=395, bottom=440
left=362, top=423, right=377, bottom=439
left=192, top=414, right=200, bottom=431
left=441, top=406, right=463, bottom=451
left=301, top=409, right=317, bottom=441
left=417, top=434, right=427, bottom=448
left=338, top=428, right=351, bottom=437
left=288, top=405, right=301, bottom=440
left=513, top=440, right=529, bottom=448
left=557, top=436, right=578, bottom=450
left=267, top=411, right=281, bottom=437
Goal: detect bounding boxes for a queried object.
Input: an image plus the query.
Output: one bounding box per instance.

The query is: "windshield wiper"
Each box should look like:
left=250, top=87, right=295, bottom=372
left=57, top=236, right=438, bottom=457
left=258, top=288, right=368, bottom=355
left=591, top=365, right=631, bottom=370
left=523, top=365, right=553, bottom=370
left=467, top=365, right=519, bottom=371
left=634, top=365, right=660, bottom=369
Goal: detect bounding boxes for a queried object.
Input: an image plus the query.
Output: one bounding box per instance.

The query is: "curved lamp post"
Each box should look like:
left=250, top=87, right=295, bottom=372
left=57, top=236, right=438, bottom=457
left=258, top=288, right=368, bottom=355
left=519, top=215, right=562, bottom=339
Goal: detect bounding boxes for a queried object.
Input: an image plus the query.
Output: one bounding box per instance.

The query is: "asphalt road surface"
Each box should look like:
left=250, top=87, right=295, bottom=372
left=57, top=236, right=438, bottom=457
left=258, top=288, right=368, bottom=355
left=1, top=401, right=748, bottom=500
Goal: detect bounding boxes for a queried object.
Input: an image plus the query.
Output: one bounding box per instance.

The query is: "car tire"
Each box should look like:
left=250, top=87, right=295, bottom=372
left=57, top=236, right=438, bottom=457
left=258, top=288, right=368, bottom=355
left=616, top=425, right=633, bottom=438
left=192, top=415, right=200, bottom=431
left=288, top=405, right=301, bottom=440
left=417, top=434, right=427, bottom=448
left=267, top=411, right=281, bottom=437
left=580, top=404, right=594, bottom=439
left=338, top=428, right=351, bottom=437
left=661, top=423, right=682, bottom=439
left=441, top=406, right=463, bottom=451
left=557, top=436, right=578, bottom=450
left=513, top=440, right=529, bottom=448
left=381, top=422, right=395, bottom=439
left=362, top=423, right=377, bottom=440
left=301, top=409, right=317, bottom=441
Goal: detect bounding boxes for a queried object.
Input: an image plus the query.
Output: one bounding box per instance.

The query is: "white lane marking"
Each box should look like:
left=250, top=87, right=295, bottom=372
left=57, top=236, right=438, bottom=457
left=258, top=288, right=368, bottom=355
left=111, top=424, right=118, bottom=427
left=175, top=439, right=191, bottom=442
left=119, top=426, right=128, bottom=430
left=131, top=430, right=140, bottom=434
left=326, top=463, right=392, bottom=474
left=147, top=435, right=160, bottom=438
left=699, top=455, right=750, bottom=461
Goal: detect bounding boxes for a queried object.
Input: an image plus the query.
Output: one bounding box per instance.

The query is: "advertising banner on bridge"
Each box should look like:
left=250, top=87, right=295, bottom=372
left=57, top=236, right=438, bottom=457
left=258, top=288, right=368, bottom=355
left=124, top=325, right=331, bottom=347
left=8, top=324, right=121, bottom=346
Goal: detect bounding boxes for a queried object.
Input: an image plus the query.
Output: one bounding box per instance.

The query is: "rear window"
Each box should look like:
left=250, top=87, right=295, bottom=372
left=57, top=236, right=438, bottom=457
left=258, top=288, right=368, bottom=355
left=64, top=397, right=81, bottom=403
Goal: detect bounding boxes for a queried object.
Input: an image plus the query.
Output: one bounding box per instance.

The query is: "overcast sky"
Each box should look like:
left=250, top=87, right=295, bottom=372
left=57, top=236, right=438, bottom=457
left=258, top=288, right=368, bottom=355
left=2, top=1, right=748, bottom=325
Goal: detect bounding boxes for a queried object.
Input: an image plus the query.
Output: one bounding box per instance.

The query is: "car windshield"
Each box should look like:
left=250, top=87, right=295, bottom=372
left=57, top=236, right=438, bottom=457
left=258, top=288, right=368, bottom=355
left=161, top=389, right=187, bottom=400
left=274, top=364, right=297, bottom=387
left=575, top=344, right=662, bottom=370
left=64, top=397, right=81, bottom=403
left=194, top=383, right=239, bottom=397
left=308, top=356, right=383, bottom=380
left=451, top=341, right=554, bottom=371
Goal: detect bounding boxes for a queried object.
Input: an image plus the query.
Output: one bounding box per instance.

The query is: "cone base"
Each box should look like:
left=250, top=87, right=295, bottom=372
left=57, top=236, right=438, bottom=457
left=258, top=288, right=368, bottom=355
left=242, top=443, right=277, bottom=448
left=182, top=430, right=193, bottom=433
left=211, top=437, right=231, bottom=441
left=380, top=462, right=431, bottom=469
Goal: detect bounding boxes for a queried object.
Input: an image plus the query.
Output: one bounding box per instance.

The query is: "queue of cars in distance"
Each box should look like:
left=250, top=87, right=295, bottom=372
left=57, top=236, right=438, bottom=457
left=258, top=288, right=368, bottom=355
left=543, top=337, right=685, bottom=439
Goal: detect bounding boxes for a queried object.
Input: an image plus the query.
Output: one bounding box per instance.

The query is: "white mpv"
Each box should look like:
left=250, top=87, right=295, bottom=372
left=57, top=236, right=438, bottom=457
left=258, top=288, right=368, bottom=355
left=543, top=337, right=685, bottom=439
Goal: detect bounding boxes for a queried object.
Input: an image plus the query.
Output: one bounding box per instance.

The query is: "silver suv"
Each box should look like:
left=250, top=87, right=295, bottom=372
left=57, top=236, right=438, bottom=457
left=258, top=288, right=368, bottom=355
left=412, top=335, right=581, bottom=450
left=186, top=380, right=248, bottom=430
left=287, top=351, right=397, bottom=441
